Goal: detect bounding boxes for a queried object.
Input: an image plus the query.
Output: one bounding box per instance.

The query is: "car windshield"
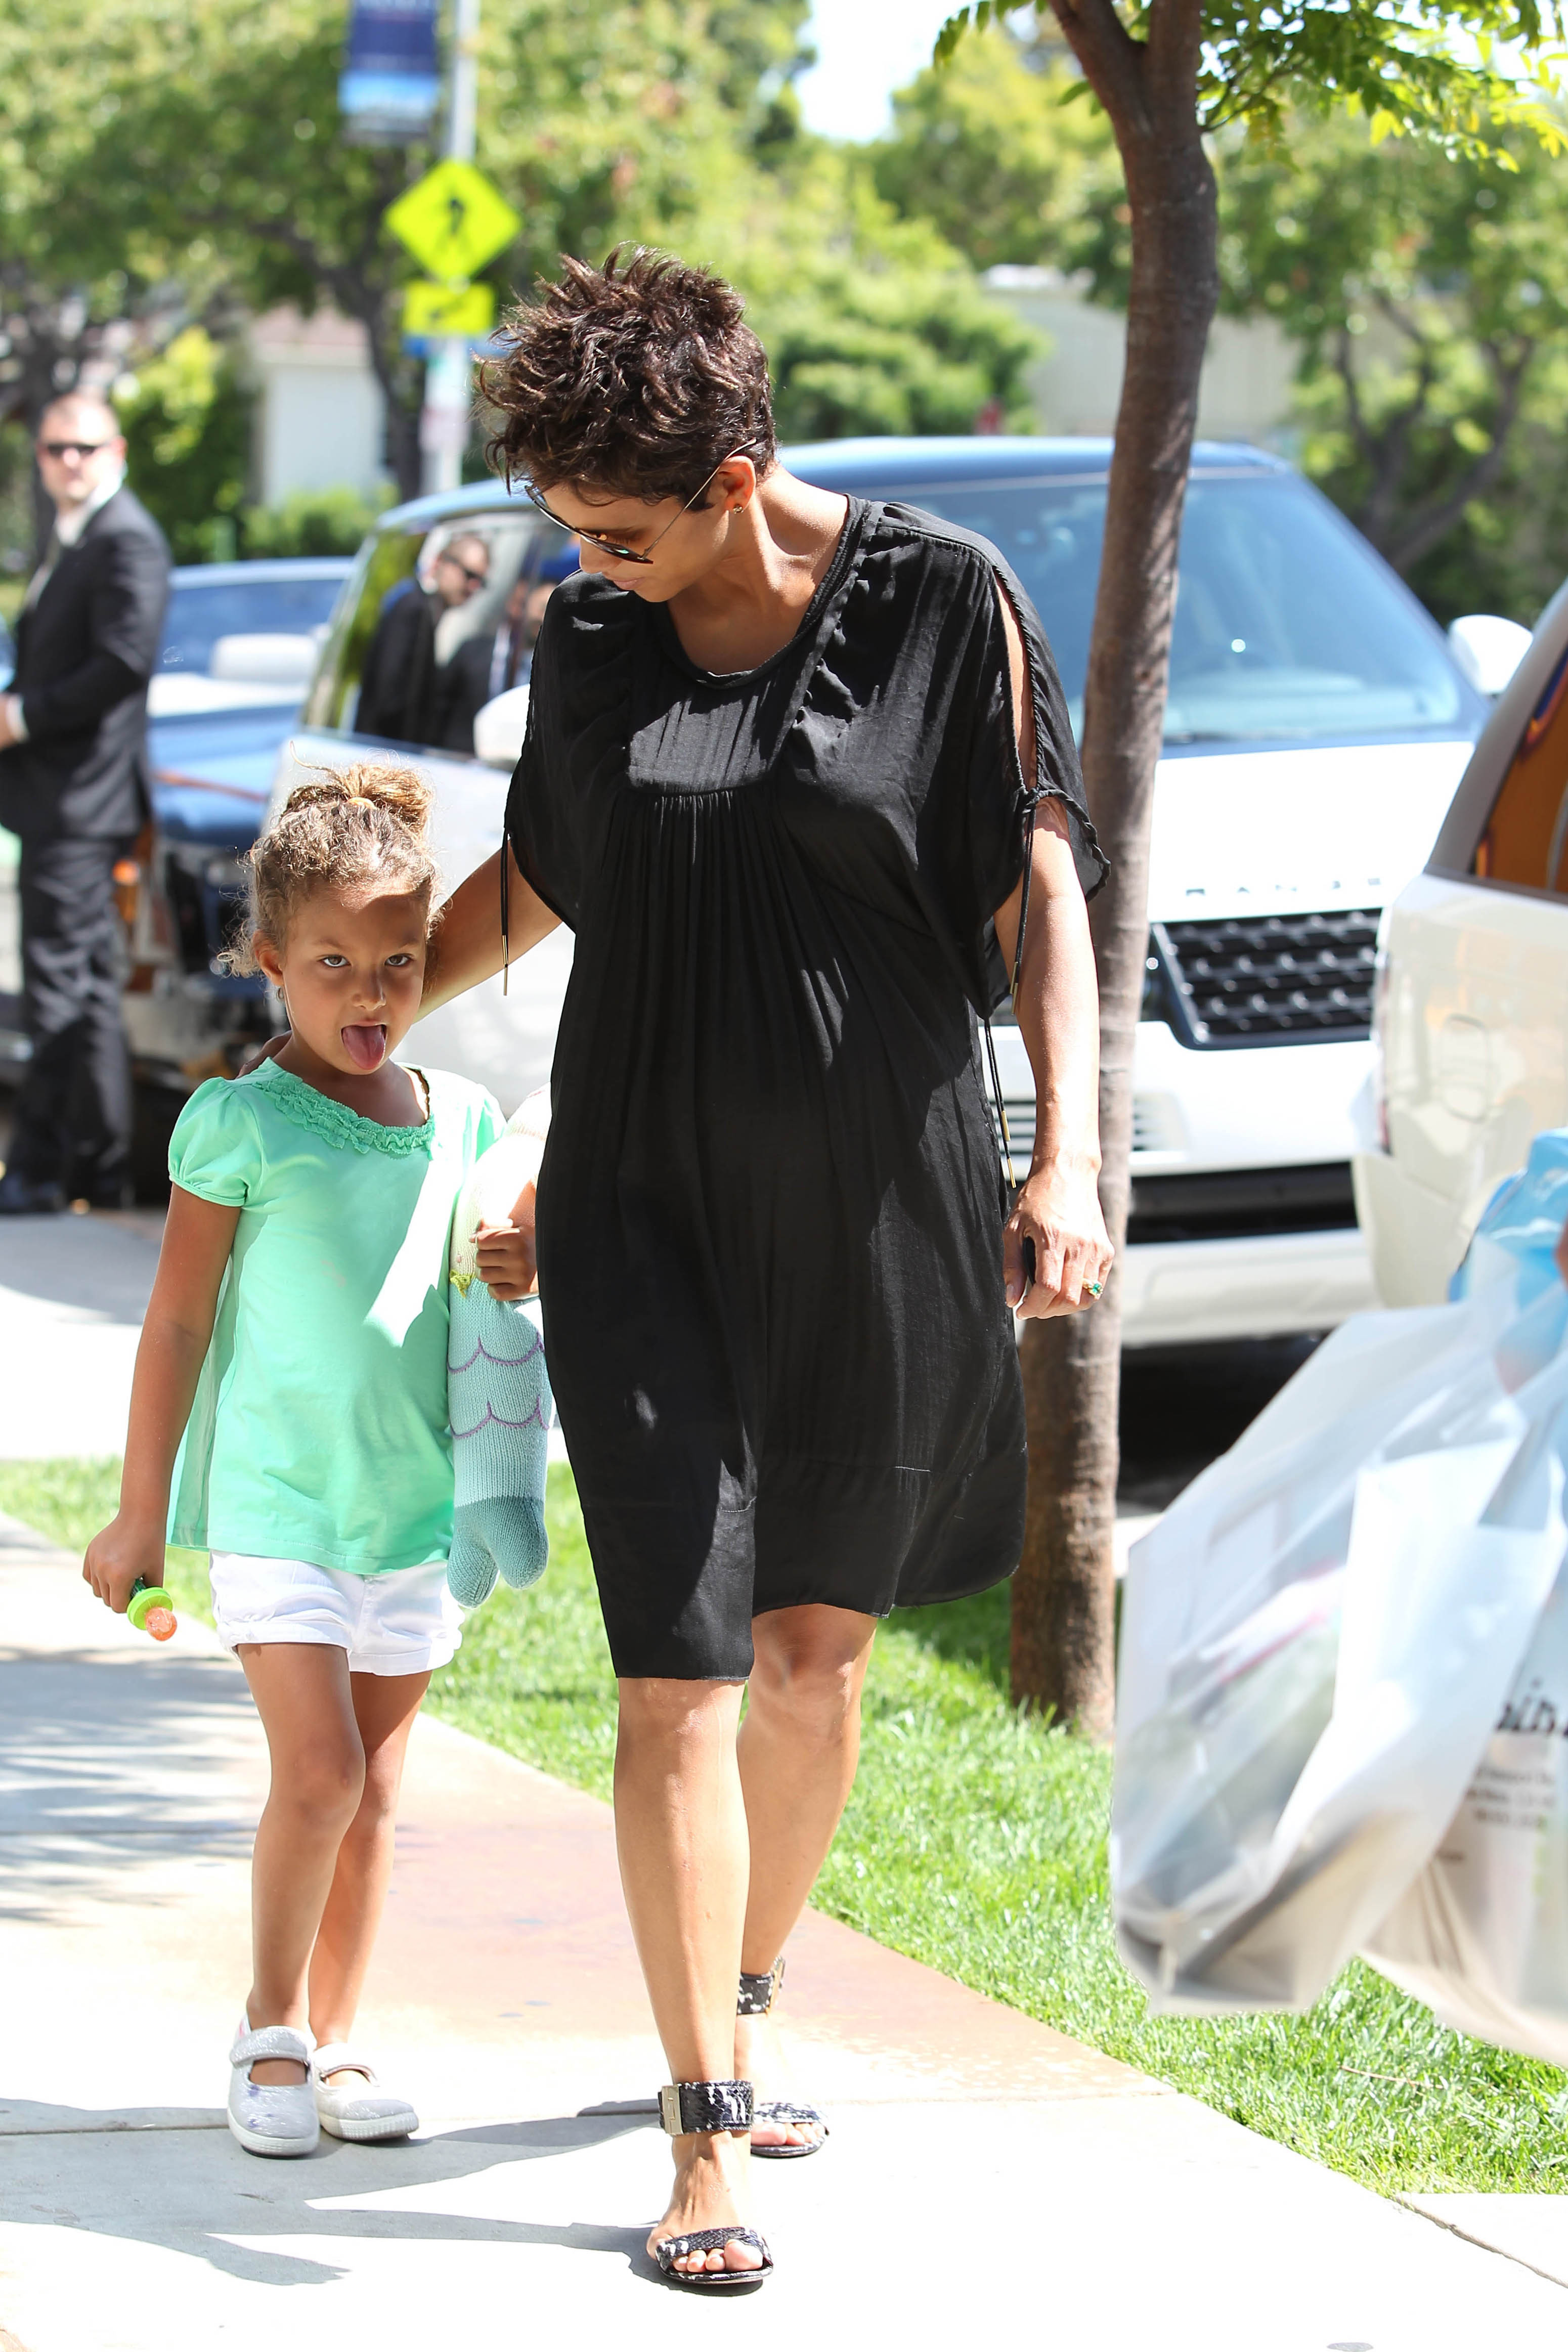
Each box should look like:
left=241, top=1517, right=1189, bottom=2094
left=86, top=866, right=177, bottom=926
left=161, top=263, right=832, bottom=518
left=897, top=472, right=1470, bottom=745
left=158, top=574, right=346, bottom=676
left=303, top=514, right=558, bottom=752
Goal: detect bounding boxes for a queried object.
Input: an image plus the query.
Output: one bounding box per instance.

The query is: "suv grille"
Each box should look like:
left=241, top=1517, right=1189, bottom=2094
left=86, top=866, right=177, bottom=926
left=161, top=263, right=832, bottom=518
left=1126, top=1162, right=1356, bottom=1245
left=995, top=1093, right=1169, bottom=1167
left=1151, top=909, right=1380, bottom=1048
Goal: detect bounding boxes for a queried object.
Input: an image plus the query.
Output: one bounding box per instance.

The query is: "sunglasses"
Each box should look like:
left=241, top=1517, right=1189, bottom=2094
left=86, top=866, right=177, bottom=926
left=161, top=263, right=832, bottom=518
left=438, top=554, right=489, bottom=587
left=37, top=439, right=117, bottom=459
left=524, top=461, right=727, bottom=567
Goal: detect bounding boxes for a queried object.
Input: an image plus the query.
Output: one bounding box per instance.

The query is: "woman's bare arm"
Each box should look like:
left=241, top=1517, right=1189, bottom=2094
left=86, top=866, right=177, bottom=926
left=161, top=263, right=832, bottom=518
left=83, top=1188, right=241, bottom=1610
left=991, top=589, right=1113, bottom=1320
left=423, top=842, right=560, bottom=1016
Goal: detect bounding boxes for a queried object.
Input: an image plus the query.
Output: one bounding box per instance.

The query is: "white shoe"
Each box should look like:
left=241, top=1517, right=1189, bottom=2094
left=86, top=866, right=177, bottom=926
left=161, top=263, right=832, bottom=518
left=310, top=2043, right=419, bottom=2143
left=228, top=2018, right=319, bottom=2158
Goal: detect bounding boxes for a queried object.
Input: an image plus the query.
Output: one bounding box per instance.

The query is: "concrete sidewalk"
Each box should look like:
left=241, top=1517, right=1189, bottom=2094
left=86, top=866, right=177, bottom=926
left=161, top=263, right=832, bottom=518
left=0, top=1209, right=164, bottom=1460
left=2, top=1519, right=1566, bottom=2348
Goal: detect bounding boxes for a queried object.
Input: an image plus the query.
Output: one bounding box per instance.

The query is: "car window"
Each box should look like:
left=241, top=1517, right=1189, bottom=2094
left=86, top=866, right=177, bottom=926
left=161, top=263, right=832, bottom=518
left=158, top=575, right=346, bottom=676
left=303, top=513, right=553, bottom=752
left=1472, top=645, right=1568, bottom=893
left=890, top=474, right=1472, bottom=747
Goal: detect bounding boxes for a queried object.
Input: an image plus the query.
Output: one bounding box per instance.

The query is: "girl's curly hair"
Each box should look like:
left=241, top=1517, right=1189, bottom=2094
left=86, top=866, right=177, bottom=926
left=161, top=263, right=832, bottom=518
left=481, top=247, right=776, bottom=506
left=224, top=763, right=439, bottom=975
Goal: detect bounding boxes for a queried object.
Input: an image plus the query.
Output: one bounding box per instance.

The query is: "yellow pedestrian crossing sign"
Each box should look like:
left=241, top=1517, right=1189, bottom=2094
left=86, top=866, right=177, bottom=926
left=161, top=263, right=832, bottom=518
left=404, top=279, right=496, bottom=338
left=385, top=160, right=519, bottom=281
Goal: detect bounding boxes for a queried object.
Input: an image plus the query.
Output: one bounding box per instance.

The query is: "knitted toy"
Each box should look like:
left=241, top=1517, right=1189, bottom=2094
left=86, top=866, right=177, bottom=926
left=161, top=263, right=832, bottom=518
left=446, top=1088, right=553, bottom=1608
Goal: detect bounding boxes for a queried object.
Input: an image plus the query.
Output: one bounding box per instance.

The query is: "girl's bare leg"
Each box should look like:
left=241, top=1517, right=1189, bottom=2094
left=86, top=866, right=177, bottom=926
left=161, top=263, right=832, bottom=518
left=735, top=1605, right=877, bottom=2146
left=614, top=1676, right=762, bottom=2279
left=237, top=1642, right=365, bottom=2084
left=308, top=1669, right=430, bottom=2069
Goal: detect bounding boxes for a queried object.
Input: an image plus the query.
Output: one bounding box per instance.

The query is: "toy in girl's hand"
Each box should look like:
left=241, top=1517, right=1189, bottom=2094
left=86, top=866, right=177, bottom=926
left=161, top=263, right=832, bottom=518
left=446, top=1088, right=553, bottom=1608
left=129, top=1575, right=178, bottom=1641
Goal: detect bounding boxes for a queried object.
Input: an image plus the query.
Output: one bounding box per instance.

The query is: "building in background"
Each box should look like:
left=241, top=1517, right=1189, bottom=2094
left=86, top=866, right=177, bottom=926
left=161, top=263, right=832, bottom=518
left=985, top=267, right=1297, bottom=451
left=246, top=310, right=390, bottom=506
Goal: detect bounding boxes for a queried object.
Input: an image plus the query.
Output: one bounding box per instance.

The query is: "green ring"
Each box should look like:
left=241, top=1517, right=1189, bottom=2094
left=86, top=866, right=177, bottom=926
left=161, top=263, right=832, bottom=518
left=1087, top=1281, right=1103, bottom=1297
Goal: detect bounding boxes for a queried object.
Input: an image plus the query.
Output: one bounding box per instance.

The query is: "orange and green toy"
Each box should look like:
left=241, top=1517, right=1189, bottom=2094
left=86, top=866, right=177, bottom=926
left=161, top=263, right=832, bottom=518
left=128, top=1576, right=178, bottom=1642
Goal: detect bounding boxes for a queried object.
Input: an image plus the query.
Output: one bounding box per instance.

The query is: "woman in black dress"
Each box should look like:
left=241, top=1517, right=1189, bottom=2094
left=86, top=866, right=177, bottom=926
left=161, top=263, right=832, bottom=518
left=426, top=251, right=1112, bottom=2290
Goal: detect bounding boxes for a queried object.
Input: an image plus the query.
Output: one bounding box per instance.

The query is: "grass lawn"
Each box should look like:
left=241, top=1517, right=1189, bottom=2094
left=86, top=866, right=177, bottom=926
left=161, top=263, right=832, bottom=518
left=6, top=1452, right=1565, bottom=2198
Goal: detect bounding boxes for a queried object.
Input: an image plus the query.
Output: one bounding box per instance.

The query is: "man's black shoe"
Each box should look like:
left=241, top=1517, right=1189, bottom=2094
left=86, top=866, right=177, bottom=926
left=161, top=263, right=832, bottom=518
left=0, top=1171, right=67, bottom=1216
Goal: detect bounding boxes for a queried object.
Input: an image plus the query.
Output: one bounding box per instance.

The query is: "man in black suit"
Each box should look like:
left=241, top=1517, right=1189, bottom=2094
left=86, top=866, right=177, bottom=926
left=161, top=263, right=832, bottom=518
left=0, top=390, right=170, bottom=1213
left=355, top=531, right=490, bottom=746
left=435, top=541, right=578, bottom=754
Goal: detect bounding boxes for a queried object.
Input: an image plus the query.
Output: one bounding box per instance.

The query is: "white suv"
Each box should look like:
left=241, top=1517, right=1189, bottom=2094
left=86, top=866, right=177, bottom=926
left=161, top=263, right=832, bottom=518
left=1355, top=579, right=1568, bottom=1303
left=271, top=438, right=1496, bottom=1346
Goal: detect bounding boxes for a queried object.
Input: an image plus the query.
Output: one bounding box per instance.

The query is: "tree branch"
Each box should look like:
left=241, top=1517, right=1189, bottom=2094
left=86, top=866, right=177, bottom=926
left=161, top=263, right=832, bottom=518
left=1047, top=0, right=1146, bottom=134
left=1335, top=324, right=1374, bottom=467
left=1385, top=349, right=1531, bottom=572
left=1360, top=339, right=1437, bottom=549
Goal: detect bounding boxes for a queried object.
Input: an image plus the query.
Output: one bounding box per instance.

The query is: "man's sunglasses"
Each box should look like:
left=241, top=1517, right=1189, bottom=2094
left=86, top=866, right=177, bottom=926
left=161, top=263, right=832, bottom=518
left=37, top=439, right=118, bottom=459
left=524, top=462, right=727, bottom=567
left=438, top=553, right=489, bottom=587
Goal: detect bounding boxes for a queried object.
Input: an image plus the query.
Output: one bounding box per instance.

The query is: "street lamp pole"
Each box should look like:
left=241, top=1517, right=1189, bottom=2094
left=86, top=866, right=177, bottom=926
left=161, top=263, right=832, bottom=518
left=420, top=0, right=480, bottom=495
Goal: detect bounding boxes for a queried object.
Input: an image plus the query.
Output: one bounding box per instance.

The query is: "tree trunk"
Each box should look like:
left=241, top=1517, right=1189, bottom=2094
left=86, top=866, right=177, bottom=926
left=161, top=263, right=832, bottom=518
left=1011, top=0, right=1219, bottom=1736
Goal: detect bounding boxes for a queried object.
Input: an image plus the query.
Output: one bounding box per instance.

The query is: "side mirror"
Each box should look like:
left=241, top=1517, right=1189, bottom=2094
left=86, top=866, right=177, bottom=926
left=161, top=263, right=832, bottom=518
left=1447, top=613, right=1532, bottom=698
left=208, top=632, right=321, bottom=686
left=473, top=683, right=530, bottom=769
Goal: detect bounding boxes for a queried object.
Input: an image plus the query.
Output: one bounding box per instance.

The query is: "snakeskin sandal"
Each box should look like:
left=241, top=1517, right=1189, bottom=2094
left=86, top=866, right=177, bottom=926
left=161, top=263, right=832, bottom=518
left=738, top=1955, right=830, bottom=2159
left=651, top=2079, right=773, bottom=2293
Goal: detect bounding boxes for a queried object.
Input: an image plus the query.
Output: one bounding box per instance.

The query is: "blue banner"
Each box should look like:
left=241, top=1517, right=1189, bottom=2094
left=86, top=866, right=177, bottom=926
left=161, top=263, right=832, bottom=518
left=339, top=0, right=440, bottom=146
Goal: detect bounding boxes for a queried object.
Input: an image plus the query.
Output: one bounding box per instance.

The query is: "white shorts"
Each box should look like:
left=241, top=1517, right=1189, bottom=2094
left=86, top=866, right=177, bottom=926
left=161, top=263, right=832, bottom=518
left=209, top=1553, right=464, bottom=1676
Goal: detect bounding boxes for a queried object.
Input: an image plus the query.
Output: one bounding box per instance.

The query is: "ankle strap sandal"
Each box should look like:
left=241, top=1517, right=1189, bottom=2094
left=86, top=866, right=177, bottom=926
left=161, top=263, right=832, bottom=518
left=735, top=1955, right=830, bottom=2160
left=652, top=2079, right=772, bottom=2293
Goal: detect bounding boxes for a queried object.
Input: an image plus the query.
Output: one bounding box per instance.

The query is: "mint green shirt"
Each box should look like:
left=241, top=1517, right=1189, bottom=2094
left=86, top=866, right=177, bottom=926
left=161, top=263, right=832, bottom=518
left=168, top=1060, right=502, bottom=1574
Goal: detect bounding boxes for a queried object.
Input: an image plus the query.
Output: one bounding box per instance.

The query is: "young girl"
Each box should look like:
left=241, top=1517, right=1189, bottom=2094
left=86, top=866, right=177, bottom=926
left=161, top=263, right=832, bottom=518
left=84, top=766, right=532, bottom=2158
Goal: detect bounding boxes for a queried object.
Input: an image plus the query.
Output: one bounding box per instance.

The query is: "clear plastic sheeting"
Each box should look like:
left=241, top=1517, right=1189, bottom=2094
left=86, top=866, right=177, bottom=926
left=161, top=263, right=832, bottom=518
left=1359, top=1127, right=1568, bottom=2061
left=1365, top=1558, right=1568, bottom=2063
left=1112, top=1275, right=1568, bottom=2016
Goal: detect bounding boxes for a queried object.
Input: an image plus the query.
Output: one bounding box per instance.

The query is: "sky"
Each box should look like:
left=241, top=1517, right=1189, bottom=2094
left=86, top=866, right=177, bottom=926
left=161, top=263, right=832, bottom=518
left=795, top=0, right=963, bottom=143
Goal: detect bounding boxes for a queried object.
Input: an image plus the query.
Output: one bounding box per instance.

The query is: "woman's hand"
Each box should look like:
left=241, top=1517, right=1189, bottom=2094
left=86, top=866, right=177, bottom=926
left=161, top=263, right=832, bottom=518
left=1004, top=1159, right=1113, bottom=1320
left=83, top=1514, right=165, bottom=1615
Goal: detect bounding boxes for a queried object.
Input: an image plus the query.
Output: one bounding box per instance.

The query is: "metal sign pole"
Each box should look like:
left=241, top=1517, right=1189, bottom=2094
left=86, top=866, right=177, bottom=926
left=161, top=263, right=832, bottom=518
left=420, top=0, right=481, bottom=494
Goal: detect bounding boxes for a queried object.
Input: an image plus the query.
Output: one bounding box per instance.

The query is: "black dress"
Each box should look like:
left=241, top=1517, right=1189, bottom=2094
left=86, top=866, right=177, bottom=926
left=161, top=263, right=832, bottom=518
left=505, top=499, right=1105, bottom=1679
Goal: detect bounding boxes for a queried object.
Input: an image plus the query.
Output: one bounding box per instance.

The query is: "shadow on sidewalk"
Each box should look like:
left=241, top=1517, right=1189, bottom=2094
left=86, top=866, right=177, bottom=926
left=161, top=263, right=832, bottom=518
left=0, top=1648, right=259, bottom=1921
left=0, top=2102, right=668, bottom=2289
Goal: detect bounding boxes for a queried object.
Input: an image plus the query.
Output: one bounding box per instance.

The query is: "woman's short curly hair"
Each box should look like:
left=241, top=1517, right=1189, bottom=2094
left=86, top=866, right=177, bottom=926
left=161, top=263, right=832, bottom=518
left=482, top=247, right=775, bottom=506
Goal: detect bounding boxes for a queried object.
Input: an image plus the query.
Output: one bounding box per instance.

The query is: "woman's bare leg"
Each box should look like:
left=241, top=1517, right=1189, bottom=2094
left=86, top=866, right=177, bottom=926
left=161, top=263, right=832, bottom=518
left=308, top=1669, right=430, bottom=2068
left=614, top=1676, right=762, bottom=2278
left=237, top=1642, right=365, bottom=2085
left=735, top=1604, right=878, bottom=2145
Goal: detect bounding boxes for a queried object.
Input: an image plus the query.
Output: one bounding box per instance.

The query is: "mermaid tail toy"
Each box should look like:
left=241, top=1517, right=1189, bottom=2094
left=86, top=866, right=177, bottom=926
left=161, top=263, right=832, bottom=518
left=446, top=1090, right=553, bottom=1608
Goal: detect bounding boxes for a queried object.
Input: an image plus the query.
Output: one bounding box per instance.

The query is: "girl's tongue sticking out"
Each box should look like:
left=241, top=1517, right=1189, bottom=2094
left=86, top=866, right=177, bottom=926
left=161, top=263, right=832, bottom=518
left=341, top=1022, right=388, bottom=1072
